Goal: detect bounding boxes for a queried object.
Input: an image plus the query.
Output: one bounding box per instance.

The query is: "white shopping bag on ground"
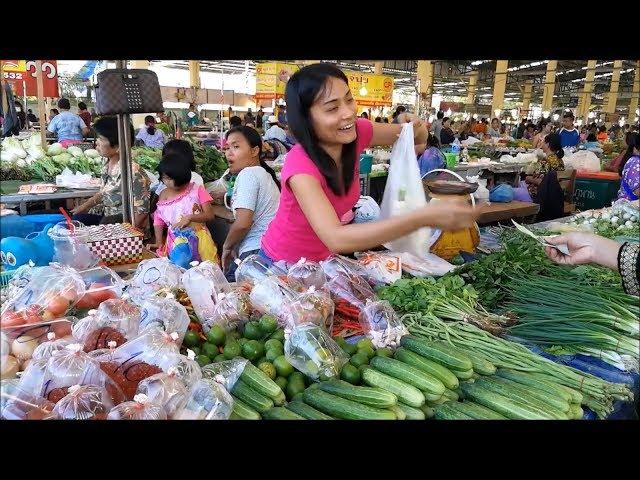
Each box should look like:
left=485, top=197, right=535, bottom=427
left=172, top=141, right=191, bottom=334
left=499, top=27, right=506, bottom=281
left=379, top=123, right=430, bottom=257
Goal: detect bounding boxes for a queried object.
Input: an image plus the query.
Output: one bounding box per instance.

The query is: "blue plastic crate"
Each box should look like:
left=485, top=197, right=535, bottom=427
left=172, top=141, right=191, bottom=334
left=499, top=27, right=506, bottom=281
left=22, top=214, right=65, bottom=232
left=0, top=215, right=38, bottom=240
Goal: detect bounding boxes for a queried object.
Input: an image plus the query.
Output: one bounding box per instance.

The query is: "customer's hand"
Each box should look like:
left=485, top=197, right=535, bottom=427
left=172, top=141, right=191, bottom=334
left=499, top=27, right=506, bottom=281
left=422, top=200, right=481, bottom=231
left=173, top=214, right=192, bottom=230
left=544, top=232, right=621, bottom=270
left=221, top=247, right=236, bottom=271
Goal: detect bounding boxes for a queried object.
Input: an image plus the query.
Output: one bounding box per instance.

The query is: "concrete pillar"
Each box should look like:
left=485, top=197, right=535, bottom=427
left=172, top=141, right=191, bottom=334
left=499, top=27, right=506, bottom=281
left=416, top=60, right=434, bottom=111
left=626, top=61, right=640, bottom=123
left=577, top=60, right=597, bottom=123
left=466, top=71, right=479, bottom=105
left=603, top=60, right=623, bottom=115
left=542, top=60, right=557, bottom=114
left=491, top=60, right=509, bottom=117
left=188, top=60, right=201, bottom=89
left=522, top=80, right=533, bottom=114
left=374, top=61, right=384, bottom=75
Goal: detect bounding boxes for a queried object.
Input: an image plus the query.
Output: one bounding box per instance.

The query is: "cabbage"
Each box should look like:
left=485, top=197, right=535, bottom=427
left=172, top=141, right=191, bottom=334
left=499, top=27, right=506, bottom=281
left=21, top=134, right=42, bottom=149
left=53, top=153, right=73, bottom=164
left=67, top=146, right=84, bottom=158
left=27, top=146, right=47, bottom=161
left=2, top=137, right=27, bottom=159
left=84, top=148, right=100, bottom=158
left=16, top=158, right=28, bottom=168
left=47, top=143, right=65, bottom=155
left=1, top=150, right=18, bottom=163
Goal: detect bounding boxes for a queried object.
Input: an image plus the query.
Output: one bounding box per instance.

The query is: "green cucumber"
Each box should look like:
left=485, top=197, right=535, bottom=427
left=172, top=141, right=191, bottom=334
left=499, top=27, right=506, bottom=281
left=230, top=379, right=274, bottom=413
left=495, top=369, right=573, bottom=403
left=262, top=407, right=305, bottom=420
left=230, top=397, right=261, bottom=420
left=460, top=382, right=555, bottom=420
left=272, top=390, right=287, bottom=406
left=426, top=396, right=449, bottom=406
left=361, top=366, right=425, bottom=408
left=240, top=362, right=284, bottom=399
left=569, top=404, right=584, bottom=420
left=370, top=356, right=445, bottom=396
left=492, top=376, right=571, bottom=413
left=389, top=404, right=406, bottom=420
left=442, top=388, right=459, bottom=402
left=318, top=379, right=397, bottom=408
left=397, top=402, right=426, bottom=420
left=475, top=378, right=568, bottom=420
left=285, top=401, right=333, bottom=420
left=420, top=404, right=435, bottom=419
left=394, top=348, right=459, bottom=390
left=434, top=403, right=473, bottom=420
left=452, top=348, right=496, bottom=375
left=303, top=388, right=396, bottom=420
left=423, top=391, right=444, bottom=402
left=451, top=368, right=474, bottom=380
left=400, top=336, right=472, bottom=371
left=445, top=401, right=507, bottom=420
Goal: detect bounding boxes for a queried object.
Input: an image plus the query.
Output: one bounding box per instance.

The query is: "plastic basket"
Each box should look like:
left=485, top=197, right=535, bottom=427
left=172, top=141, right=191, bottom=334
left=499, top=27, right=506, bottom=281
left=1, top=270, right=16, bottom=288
left=359, top=154, right=373, bottom=175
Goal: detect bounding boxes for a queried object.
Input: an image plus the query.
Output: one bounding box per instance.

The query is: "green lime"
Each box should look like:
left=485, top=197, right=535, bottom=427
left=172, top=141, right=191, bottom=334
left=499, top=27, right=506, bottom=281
left=201, top=342, right=220, bottom=359
left=253, top=356, right=267, bottom=367
left=349, top=353, right=369, bottom=368
left=333, top=336, right=347, bottom=347
left=269, top=329, right=286, bottom=343
left=237, top=337, right=248, bottom=347
left=376, top=348, right=393, bottom=358
left=304, top=360, right=320, bottom=378
left=357, top=338, right=374, bottom=350
left=340, top=364, right=361, bottom=385
left=273, top=355, right=294, bottom=378
left=206, top=326, right=226, bottom=346
left=265, top=348, right=283, bottom=363
left=275, top=376, right=288, bottom=390
left=243, top=321, right=263, bottom=340
left=289, top=372, right=305, bottom=384
left=228, top=330, right=241, bottom=340
left=183, top=330, right=201, bottom=348
left=358, top=346, right=375, bottom=360
left=286, top=378, right=306, bottom=400
left=195, top=354, right=211, bottom=367
left=242, top=340, right=265, bottom=361
left=264, top=339, right=283, bottom=352
left=259, top=315, right=278, bottom=335
left=223, top=341, right=241, bottom=360
left=214, top=354, right=226, bottom=363
left=258, top=361, right=277, bottom=380
left=342, top=343, right=358, bottom=356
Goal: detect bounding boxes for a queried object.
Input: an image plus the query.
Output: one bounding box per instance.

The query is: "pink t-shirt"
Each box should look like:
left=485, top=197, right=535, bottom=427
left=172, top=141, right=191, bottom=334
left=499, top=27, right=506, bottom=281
left=261, top=118, right=374, bottom=262
left=153, top=182, right=213, bottom=227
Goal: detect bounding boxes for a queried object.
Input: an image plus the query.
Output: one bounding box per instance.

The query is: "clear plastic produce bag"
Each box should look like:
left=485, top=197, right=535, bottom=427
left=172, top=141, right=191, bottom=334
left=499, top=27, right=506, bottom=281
left=201, top=358, right=249, bottom=391
left=139, top=294, right=190, bottom=345
left=72, top=297, right=140, bottom=353
left=379, top=123, right=431, bottom=257
left=15, top=358, right=49, bottom=396
left=207, top=291, right=251, bottom=333
left=31, top=332, right=74, bottom=362
left=284, top=323, right=348, bottom=381
left=354, top=251, right=402, bottom=286
left=136, top=367, right=190, bottom=419
left=234, top=253, right=287, bottom=285
left=107, top=393, right=167, bottom=420
left=320, top=255, right=370, bottom=283
left=74, top=266, right=124, bottom=310
left=389, top=250, right=455, bottom=277
left=287, top=258, right=327, bottom=290
left=285, top=287, right=335, bottom=332
left=126, top=257, right=184, bottom=305
left=173, top=378, right=234, bottom=420
left=1, top=263, right=86, bottom=325
left=1, top=380, right=56, bottom=420
left=358, top=299, right=408, bottom=348
left=95, top=326, right=181, bottom=400
left=249, top=276, right=299, bottom=323
left=48, top=384, right=114, bottom=420
left=326, top=272, right=377, bottom=310
left=48, top=221, right=100, bottom=270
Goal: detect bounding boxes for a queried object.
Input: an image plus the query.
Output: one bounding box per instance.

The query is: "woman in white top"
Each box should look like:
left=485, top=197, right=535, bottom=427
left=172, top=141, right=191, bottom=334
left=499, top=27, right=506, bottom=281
left=154, top=139, right=204, bottom=195
left=214, top=126, right=281, bottom=281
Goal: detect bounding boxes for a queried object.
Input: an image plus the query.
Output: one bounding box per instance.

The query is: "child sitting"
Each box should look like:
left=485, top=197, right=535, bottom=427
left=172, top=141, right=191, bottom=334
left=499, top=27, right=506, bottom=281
left=151, top=152, right=218, bottom=264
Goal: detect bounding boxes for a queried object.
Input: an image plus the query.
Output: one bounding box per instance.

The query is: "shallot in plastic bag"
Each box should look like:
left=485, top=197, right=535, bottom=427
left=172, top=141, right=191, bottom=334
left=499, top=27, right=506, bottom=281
left=136, top=367, right=190, bottom=419
left=107, top=393, right=167, bottom=420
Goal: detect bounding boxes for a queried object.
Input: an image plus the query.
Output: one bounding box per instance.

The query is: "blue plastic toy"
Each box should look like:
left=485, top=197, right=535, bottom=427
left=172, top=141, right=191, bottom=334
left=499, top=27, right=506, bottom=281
left=0, top=223, right=55, bottom=270
left=168, top=228, right=197, bottom=269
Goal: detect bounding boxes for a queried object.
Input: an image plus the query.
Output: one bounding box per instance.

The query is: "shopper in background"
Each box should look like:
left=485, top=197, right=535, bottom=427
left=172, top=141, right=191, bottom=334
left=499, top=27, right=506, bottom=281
left=244, top=108, right=255, bottom=126
left=185, top=103, right=199, bottom=128
left=430, top=110, right=444, bottom=140
left=264, top=115, right=287, bottom=142
left=78, top=101, right=92, bottom=127
left=487, top=118, right=502, bottom=137
left=256, top=108, right=264, bottom=130
left=544, top=232, right=638, bottom=296
left=525, top=132, right=565, bottom=221
left=533, top=121, right=553, bottom=149
left=47, top=98, right=89, bottom=146
left=391, top=105, right=407, bottom=123
left=416, top=133, right=446, bottom=177
left=260, top=63, right=478, bottom=264
left=439, top=117, right=455, bottom=145
left=375, top=117, right=382, bottom=123
left=216, top=126, right=281, bottom=280
left=457, top=121, right=473, bottom=141
left=361, top=112, right=369, bottom=120
left=523, top=123, right=535, bottom=141
left=597, top=125, right=609, bottom=142
left=136, top=115, right=166, bottom=148
left=14, top=101, right=26, bottom=129
left=26, top=109, right=38, bottom=123
left=558, top=112, right=580, bottom=147
left=605, top=132, right=638, bottom=174
left=71, top=116, right=151, bottom=228
left=49, top=108, right=59, bottom=121
left=513, top=118, right=526, bottom=139
left=617, top=132, right=639, bottom=201
left=277, top=104, right=287, bottom=125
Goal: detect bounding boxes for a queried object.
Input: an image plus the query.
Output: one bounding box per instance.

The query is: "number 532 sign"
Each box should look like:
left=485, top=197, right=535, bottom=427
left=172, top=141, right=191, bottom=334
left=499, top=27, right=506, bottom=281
left=2, top=60, right=60, bottom=98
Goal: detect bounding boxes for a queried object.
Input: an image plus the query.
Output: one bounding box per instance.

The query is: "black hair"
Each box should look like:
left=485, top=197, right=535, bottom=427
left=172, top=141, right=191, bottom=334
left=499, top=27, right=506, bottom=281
left=157, top=152, right=192, bottom=188
left=144, top=115, right=156, bottom=136
left=163, top=139, right=196, bottom=171
left=93, top=115, right=134, bottom=148
left=78, top=102, right=87, bottom=110
left=436, top=110, right=444, bottom=120
left=442, top=116, right=450, bottom=124
left=426, top=133, right=441, bottom=149
left=58, top=98, right=71, bottom=110
left=619, top=132, right=639, bottom=175
left=383, top=118, right=389, bottom=123
left=392, top=105, right=406, bottom=119
left=544, top=132, right=564, bottom=159
left=51, top=108, right=59, bottom=115
left=526, top=123, right=535, bottom=130
left=229, top=116, right=243, bottom=128
left=587, top=133, right=597, bottom=142
left=563, top=111, right=574, bottom=121
left=226, top=126, right=281, bottom=190
left=598, top=125, right=606, bottom=133
left=28, top=109, right=32, bottom=113
left=284, top=63, right=357, bottom=196
left=375, top=117, right=382, bottom=123
left=361, top=112, right=369, bottom=119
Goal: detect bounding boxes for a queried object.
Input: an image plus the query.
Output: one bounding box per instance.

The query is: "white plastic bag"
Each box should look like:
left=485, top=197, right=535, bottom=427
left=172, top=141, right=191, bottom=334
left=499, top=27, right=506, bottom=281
left=466, top=175, right=489, bottom=201
left=563, top=150, right=600, bottom=172
left=379, top=123, right=430, bottom=257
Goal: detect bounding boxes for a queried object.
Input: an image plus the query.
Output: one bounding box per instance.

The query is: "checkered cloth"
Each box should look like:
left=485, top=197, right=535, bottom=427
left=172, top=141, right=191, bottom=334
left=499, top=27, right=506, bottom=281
left=77, top=223, right=144, bottom=266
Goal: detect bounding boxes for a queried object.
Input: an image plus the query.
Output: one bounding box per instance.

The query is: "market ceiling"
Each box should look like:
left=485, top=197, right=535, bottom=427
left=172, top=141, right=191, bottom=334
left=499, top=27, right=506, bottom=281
left=151, top=60, right=638, bottom=108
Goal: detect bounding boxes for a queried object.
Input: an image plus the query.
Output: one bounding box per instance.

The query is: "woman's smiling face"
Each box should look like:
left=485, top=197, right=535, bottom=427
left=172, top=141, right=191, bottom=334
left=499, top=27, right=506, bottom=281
left=308, top=76, right=357, bottom=147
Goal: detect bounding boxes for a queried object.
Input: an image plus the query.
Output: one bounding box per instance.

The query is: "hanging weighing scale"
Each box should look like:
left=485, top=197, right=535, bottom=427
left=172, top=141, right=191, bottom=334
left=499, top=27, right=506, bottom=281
left=422, top=169, right=481, bottom=260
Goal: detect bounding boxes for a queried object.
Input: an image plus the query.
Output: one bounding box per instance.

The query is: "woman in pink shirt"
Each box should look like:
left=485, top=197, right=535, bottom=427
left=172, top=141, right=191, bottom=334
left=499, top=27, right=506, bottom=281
left=260, top=63, right=478, bottom=264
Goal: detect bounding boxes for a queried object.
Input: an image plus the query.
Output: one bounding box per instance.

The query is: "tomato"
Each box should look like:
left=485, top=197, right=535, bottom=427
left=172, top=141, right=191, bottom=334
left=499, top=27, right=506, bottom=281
left=52, top=322, right=72, bottom=337
left=0, top=311, right=25, bottom=328
left=75, top=294, right=96, bottom=310
left=45, top=296, right=70, bottom=317
left=87, top=283, right=117, bottom=304
left=26, top=310, right=45, bottom=323
left=60, top=288, right=79, bottom=303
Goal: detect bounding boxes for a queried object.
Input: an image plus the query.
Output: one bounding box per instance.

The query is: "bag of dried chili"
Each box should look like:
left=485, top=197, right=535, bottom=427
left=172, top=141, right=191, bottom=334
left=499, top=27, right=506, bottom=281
left=106, top=393, right=167, bottom=420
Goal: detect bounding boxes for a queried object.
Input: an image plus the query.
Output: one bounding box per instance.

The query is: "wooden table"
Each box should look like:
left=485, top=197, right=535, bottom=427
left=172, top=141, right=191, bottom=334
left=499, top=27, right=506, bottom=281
left=1, top=188, right=99, bottom=215
left=477, top=200, right=540, bottom=225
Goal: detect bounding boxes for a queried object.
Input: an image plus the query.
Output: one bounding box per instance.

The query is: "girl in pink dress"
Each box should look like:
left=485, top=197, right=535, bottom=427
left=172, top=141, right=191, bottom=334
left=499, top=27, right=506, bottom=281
left=151, top=153, right=218, bottom=263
